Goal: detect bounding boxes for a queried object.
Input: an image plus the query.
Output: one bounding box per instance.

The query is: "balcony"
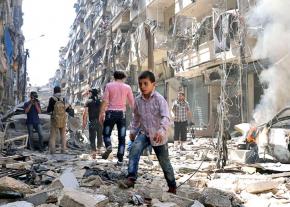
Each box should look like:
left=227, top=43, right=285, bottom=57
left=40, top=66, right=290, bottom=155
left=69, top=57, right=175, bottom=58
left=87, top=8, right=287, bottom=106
left=93, top=11, right=103, bottom=28
left=175, top=0, right=237, bottom=20
left=80, top=81, right=89, bottom=92
left=146, top=0, right=174, bottom=9
left=174, top=39, right=241, bottom=78
left=175, top=0, right=214, bottom=20
left=111, top=9, right=130, bottom=32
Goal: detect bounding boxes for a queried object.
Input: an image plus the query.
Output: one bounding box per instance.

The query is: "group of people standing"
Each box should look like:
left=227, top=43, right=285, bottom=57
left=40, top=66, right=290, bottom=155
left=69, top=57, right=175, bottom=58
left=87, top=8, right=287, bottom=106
left=24, top=70, right=193, bottom=195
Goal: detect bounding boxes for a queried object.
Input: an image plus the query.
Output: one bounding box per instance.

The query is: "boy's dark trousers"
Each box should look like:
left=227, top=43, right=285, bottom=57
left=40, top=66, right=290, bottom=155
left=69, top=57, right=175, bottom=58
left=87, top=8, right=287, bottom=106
left=88, top=120, right=103, bottom=150
left=102, top=110, right=126, bottom=162
left=127, top=133, right=176, bottom=188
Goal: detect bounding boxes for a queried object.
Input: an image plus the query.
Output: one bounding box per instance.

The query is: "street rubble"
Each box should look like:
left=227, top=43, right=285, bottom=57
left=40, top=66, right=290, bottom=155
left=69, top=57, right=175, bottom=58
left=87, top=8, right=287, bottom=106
left=1, top=135, right=290, bottom=207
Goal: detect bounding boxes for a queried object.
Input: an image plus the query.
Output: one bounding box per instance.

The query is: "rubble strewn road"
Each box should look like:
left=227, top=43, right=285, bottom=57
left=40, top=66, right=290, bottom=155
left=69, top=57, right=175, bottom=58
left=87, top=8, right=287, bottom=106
left=1, top=137, right=290, bottom=207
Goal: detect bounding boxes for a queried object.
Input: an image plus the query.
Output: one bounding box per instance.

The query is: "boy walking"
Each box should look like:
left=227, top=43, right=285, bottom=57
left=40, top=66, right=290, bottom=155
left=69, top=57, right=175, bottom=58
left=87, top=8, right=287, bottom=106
left=120, top=71, right=176, bottom=194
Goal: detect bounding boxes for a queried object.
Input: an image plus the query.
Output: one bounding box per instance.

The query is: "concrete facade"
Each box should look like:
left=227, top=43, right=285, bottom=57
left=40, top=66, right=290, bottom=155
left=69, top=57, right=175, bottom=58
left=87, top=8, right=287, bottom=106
left=50, top=0, right=263, bottom=137
left=0, top=0, right=26, bottom=112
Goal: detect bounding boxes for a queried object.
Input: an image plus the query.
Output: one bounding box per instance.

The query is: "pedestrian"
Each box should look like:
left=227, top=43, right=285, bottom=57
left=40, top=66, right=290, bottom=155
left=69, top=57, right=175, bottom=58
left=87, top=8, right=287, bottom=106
left=24, top=91, right=44, bottom=152
left=119, top=70, right=176, bottom=194
left=99, top=70, right=134, bottom=166
left=171, top=91, right=193, bottom=151
left=47, top=86, right=68, bottom=154
left=82, top=88, right=103, bottom=157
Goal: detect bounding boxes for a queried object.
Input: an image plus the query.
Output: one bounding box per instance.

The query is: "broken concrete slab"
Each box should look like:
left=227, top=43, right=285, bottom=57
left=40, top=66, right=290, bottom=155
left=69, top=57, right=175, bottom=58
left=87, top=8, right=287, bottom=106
left=59, top=188, right=108, bottom=207
left=199, top=188, right=243, bottom=207
left=228, top=149, right=252, bottom=163
left=49, top=170, right=79, bottom=189
left=188, top=178, right=207, bottom=188
left=244, top=198, right=271, bottom=207
left=0, top=201, right=34, bottom=207
left=0, top=176, right=34, bottom=194
left=25, top=191, right=48, bottom=206
left=246, top=180, right=279, bottom=194
left=190, top=200, right=205, bottom=207
left=152, top=202, right=179, bottom=207
left=5, top=161, right=33, bottom=170
left=81, top=175, right=104, bottom=187
left=37, top=204, right=58, bottom=207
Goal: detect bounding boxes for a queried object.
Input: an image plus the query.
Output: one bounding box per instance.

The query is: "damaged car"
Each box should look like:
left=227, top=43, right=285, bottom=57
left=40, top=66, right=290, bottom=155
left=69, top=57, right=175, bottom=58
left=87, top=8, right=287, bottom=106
left=235, top=107, right=290, bottom=164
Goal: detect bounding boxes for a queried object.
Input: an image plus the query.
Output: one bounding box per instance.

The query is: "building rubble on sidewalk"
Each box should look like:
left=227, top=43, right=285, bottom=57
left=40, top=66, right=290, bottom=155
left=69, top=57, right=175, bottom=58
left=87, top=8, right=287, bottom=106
left=0, top=133, right=290, bottom=207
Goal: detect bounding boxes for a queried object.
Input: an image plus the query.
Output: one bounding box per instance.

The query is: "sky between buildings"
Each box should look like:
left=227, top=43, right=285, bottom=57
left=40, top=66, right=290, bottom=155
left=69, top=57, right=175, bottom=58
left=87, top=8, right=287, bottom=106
left=22, top=0, right=76, bottom=86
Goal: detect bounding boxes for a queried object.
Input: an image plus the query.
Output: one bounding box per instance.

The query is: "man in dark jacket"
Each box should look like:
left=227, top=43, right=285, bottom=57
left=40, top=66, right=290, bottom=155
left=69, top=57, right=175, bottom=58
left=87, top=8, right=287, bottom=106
left=24, top=91, right=44, bottom=151
left=82, top=88, right=103, bottom=157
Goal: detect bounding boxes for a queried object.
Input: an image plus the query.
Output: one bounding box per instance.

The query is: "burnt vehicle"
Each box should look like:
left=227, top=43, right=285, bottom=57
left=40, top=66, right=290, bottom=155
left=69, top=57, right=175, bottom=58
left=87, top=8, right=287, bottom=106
left=235, top=107, right=290, bottom=164
left=1, top=102, right=51, bottom=149
left=255, top=107, right=290, bottom=163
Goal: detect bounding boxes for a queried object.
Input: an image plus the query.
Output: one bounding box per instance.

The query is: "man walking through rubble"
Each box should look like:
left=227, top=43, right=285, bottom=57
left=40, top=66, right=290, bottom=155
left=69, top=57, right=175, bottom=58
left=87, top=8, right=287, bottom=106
left=99, top=70, right=134, bottom=166
left=119, top=71, right=177, bottom=194
left=82, top=88, right=103, bottom=158
left=171, top=91, right=193, bottom=151
left=24, top=91, right=44, bottom=152
left=47, top=86, right=68, bottom=154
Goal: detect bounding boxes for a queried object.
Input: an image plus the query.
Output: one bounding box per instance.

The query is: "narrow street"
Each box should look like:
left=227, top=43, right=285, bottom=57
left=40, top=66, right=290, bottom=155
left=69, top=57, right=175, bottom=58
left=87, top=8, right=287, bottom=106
left=1, top=0, right=290, bottom=206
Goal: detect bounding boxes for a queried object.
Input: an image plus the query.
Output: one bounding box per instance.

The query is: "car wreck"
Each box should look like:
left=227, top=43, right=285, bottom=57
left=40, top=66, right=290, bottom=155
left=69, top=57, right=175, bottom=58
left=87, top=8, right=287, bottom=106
left=235, top=107, right=290, bottom=164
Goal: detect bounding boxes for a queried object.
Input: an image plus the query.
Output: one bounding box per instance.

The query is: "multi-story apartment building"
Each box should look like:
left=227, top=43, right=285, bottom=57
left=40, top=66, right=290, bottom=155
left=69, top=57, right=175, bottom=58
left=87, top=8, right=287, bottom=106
left=56, top=0, right=263, bottom=137
left=0, top=0, right=26, bottom=111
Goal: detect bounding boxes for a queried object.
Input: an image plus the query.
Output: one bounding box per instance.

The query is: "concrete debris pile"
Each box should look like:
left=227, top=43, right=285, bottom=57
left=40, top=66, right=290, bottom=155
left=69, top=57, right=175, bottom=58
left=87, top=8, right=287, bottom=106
left=0, top=138, right=290, bottom=207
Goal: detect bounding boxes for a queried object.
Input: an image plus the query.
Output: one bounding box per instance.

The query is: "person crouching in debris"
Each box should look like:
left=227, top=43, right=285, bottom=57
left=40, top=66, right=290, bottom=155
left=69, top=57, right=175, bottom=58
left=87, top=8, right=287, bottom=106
left=47, top=86, right=68, bottom=154
left=24, top=91, right=44, bottom=152
left=119, top=71, right=177, bottom=194
left=99, top=70, right=134, bottom=166
left=82, top=88, right=103, bottom=158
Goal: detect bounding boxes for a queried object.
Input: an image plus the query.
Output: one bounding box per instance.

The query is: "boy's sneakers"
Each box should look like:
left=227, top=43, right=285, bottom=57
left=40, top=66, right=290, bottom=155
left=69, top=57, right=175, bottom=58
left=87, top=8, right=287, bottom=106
left=101, top=147, right=112, bottom=159
left=180, top=146, right=186, bottom=151
left=167, top=186, right=177, bottom=194
left=118, top=178, right=135, bottom=189
left=116, top=161, right=123, bottom=167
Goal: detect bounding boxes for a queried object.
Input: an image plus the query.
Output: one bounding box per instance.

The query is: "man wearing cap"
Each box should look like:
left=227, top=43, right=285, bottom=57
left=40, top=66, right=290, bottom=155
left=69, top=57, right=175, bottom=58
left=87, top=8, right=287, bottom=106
left=83, top=88, right=103, bottom=157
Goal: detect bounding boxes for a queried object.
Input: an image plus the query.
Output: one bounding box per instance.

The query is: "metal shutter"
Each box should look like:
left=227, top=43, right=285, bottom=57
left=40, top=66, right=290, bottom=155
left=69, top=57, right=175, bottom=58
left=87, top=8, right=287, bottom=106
left=186, top=76, right=209, bottom=128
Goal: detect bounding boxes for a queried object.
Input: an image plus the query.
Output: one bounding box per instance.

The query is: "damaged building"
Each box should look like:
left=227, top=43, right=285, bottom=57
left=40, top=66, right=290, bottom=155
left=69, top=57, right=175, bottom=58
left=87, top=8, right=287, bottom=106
left=51, top=0, right=266, bottom=138
left=0, top=0, right=26, bottom=112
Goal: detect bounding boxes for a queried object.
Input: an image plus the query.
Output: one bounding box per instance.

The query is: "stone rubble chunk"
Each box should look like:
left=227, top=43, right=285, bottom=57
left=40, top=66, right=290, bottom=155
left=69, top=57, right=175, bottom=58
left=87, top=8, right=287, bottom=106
left=81, top=175, right=104, bottom=187
left=188, top=178, right=207, bottom=188
left=5, top=161, right=33, bottom=170
left=37, top=204, right=58, bottom=207
left=190, top=200, right=205, bottom=207
left=246, top=181, right=279, bottom=194
left=49, top=170, right=79, bottom=189
left=73, top=169, right=86, bottom=179
left=0, top=201, right=34, bottom=207
left=244, top=198, right=271, bottom=207
left=0, top=176, right=34, bottom=194
left=25, top=191, right=48, bottom=206
left=199, top=188, right=243, bottom=207
left=59, top=188, right=108, bottom=207
left=152, top=202, right=179, bottom=207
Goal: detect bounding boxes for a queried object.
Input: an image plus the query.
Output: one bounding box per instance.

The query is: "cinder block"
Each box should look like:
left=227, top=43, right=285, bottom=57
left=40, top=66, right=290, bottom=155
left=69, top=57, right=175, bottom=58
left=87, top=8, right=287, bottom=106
left=228, top=149, right=251, bottom=163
